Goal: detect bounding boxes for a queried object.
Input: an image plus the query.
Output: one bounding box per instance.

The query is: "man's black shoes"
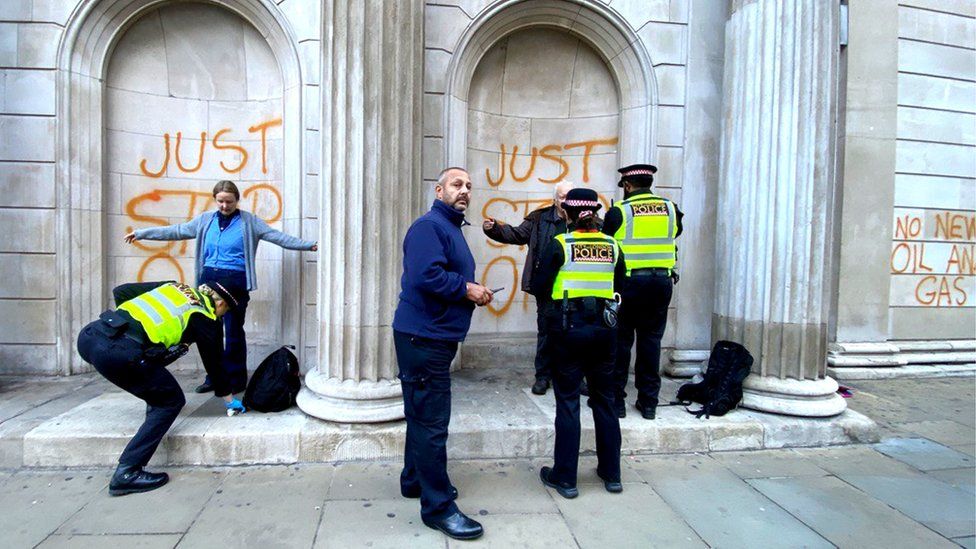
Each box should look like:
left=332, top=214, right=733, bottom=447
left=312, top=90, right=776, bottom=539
left=539, top=466, right=578, bottom=499
left=194, top=380, right=213, bottom=393
left=423, top=511, right=483, bottom=540
left=597, top=471, right=623, bottom=493
left=635, top=400, right=656, bottom=420
left=531, top=378, right=550, bottom=395
left=402, top=485, right=458, bottom=500
left=109, top=465, right=169, bottom=496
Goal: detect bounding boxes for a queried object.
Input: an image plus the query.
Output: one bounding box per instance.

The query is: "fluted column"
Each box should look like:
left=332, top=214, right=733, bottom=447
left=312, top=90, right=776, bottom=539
left=713, top=0, right=846, bottom=417
left=297, top=0, right=423, bottom=422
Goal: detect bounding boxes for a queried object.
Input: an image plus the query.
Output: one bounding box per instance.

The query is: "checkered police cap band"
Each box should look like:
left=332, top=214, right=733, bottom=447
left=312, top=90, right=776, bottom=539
left=564, top=199, right=600, bottom=208
left=212, top=281, right=240, bottom=308
left=621, top=168, right=655, bottom=177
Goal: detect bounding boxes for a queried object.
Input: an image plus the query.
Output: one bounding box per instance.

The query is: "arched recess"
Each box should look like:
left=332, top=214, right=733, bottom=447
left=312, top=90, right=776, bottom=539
left=56, top=0, right=304, bottom=374
left=443, top=0, right=658, bottom=169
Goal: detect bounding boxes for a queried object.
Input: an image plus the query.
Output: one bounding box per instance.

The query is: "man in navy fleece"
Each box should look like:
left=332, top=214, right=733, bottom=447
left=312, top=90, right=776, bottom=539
left=393, top=167, right=493, bottom=541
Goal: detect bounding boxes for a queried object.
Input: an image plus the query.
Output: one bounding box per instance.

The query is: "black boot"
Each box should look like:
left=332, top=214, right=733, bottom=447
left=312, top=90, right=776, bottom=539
left=194, top=380, right=213, bottom=394
left=109, top=464, right=169, bottom=496
left=531, top=378, right=550, bottom=395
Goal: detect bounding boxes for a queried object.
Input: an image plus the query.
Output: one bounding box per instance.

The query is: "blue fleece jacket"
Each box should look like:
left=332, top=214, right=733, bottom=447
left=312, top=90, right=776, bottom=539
left=392, top=200, right=477, bottom=341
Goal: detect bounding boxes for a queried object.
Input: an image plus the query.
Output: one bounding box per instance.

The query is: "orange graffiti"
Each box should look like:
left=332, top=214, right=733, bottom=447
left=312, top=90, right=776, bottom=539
left=137, top=118, right=282, bottom=178
left=125, top=184, right=283, bottom=282
left=485, top=137, right=618, bottom=187
left=480, top=256, right=520, bottom=317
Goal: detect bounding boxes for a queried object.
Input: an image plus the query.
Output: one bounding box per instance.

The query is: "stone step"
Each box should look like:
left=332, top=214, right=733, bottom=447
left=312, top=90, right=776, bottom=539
left=13, top=368, right=879, bottom=468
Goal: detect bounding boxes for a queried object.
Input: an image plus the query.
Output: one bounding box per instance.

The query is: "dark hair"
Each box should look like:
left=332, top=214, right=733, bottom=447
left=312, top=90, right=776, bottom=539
left=569, top=210, right=600, bottom=231
left=624, top=176, right=653, bottom=189
left=212, top=180, right=240, bottom=200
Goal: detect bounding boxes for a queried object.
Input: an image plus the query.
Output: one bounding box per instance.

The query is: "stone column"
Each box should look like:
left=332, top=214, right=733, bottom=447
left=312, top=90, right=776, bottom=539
left=297, top=0, right=423, bottom=423
left=713, top=0, right=846, bottom=417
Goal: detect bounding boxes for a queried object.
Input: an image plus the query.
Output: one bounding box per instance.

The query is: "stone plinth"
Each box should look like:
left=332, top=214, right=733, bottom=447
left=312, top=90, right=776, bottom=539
left=713, top=0, right=846, bottom=417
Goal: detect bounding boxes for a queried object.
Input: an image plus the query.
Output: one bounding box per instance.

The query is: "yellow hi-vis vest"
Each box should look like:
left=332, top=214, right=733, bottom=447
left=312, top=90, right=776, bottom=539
left=117, top=283, right=216, bottom=347
left=611, top=193, right=677, bottom=275
left=551, top=231, right=619, bottom=300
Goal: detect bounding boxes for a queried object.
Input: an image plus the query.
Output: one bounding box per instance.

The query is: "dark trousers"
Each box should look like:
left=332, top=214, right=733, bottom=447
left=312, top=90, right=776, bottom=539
left=547, top=311, right=621, bottom=486
left=615, top=274, right=673, bottom=408
left=394, top=330, right=459, bottom=521
left=77, top=322, right=186, bottom=468
left=200, top=267, right=250, bottom=391
left=534, top=295, right=552, bottom=382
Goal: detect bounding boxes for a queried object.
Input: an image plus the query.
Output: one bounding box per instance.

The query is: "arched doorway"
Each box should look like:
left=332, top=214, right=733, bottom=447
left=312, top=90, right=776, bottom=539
left=466, top=27, right=622, bottom=334
left=57, top=0, right=303, bottom=374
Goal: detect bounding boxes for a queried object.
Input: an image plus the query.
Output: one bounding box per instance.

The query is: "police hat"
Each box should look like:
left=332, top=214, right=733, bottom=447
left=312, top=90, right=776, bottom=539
left=617, top=163, right=657, bottom=187
left=208, top=278, right=246, bottom=309
left=563, top=188, right=602, bottom=212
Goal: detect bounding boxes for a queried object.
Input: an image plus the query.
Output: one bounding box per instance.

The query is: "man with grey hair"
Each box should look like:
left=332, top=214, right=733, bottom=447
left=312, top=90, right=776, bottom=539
left=483, top=180, right=576, bottom=395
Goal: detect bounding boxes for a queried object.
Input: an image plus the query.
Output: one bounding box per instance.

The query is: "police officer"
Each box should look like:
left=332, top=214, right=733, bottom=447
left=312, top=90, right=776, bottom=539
left=77, top=279, right=248, bottom=496
left=602, top=164, right=683, bottom=419
left=532, top=188, right=626, bottom=498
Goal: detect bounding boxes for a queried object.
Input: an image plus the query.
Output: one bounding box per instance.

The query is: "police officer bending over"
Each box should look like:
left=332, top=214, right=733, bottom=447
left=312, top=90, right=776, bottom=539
left=532, top=188, right=627, bottom=498
left=77, top=279, right=248, bottom=496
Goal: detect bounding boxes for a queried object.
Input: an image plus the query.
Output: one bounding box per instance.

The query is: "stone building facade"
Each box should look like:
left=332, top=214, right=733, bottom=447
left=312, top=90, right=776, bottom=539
left=0, top=0, right=972, bottom=421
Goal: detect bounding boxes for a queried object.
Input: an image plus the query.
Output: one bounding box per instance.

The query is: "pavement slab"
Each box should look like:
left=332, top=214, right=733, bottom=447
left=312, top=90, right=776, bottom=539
left=178, top=465, right=333, bottom=548
left=314, top=498, right=446, bottom=549
left=748, top=475, right=959, bottom=548
left=552, top=482, right=706, bottom=548
left=874, top=437, right=975, bottom=471
left=57, top=469, right=225, bottom=535
left=629, top=454, right=833, bottom=548
left=446, top=512, right=577, bottom=549
left=710, top=448, right=831, bottom=479
left=0, top=470, right=111, bottom=548
left=900, top=419, right=976, bottom=446
left=925, top=467, right=976, bottom=496
left=449, top=459, right=559, bottom=515
left=955, top=536, right=976, bottom=549
left=37, top=533, right=183, bottom=548
left=328, top=461, right=403, bottom=501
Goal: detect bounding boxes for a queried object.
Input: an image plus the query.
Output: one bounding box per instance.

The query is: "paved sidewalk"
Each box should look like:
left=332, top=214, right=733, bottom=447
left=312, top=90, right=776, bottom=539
left=0, top=377, right=973, bottom=548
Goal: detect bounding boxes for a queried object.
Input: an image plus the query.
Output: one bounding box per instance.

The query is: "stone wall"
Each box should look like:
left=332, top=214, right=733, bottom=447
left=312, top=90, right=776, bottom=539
left=889, top=1, right=975, bottom=340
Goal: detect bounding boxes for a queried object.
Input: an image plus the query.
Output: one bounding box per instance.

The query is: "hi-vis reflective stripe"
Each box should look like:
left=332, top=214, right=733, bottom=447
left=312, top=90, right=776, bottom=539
left=627, top=252, right=675, bottom=261
left=124, top=295, right=164, bottom=325
left=562, top=280, right=614, bottom=291
left=142, top=291, right=198, bottom=327
left=624, top=199, right=676, bottom=241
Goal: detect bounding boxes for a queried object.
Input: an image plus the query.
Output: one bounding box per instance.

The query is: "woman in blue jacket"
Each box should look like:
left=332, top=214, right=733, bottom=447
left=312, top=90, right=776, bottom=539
left=124, top=180, right=317, bottom=393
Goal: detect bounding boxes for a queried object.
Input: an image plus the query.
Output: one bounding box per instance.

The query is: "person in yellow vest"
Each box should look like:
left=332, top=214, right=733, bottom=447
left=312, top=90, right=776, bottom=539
left=76, top=278, right=248, bottom=496
left=531, top=188, right=627, bottom=498
left=602, top=164, right=683, bottom=419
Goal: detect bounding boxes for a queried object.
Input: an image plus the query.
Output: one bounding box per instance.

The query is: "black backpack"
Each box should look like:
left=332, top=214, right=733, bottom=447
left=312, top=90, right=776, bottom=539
left=243, top=345, right=301, bottom=412
left=673, top=340, right=754, bottom=418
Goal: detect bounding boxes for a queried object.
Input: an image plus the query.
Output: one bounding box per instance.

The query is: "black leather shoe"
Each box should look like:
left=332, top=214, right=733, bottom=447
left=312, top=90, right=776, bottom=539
left=539, top=466, right=578, bottom=499
left=635, top=400, right=656, bottom=420
left=422, top=511, right=483, bottom=540
left=109, top=465, right=169, bottom=496
left=579, top=379, right=589, bottom=396
left=531, top=378, right=550, bottom=395
left=597, top=471, right=623, bottom=493
left=194, top=380, right=213, bottom=394
left=615, top=404, right=626, bottom=418
left=402, top=485, right=458, bottom=500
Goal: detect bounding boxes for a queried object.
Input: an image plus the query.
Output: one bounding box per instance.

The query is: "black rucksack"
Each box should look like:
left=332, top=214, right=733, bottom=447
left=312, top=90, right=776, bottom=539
left=673, top=340, right=754, bottom=418
left=243, top=345, right=301, bottom=412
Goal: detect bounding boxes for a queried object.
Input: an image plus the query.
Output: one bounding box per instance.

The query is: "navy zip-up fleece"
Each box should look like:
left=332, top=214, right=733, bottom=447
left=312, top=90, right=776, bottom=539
left=393, top=200, right=477, bottom=342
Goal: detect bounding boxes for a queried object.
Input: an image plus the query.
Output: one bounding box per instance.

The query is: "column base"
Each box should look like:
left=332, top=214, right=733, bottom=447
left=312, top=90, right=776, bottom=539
left=740, top=374, right=847, bottom=417
left=665, top=349, right=710, bottom=377
left=297, top=369, right=404, bottom=423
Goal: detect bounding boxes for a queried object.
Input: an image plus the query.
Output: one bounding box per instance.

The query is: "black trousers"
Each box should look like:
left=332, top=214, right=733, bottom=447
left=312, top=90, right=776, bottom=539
left=394, top=330, right=459, bottom=521
left=77, top=321, right=186, bottom=468
left=547, top=310, right=621, bottom=486
left=615, top=274, right=673, bottom=408
left=200, top=267, right=250, bottom=391
left=534, top=295, right=552, bottom=382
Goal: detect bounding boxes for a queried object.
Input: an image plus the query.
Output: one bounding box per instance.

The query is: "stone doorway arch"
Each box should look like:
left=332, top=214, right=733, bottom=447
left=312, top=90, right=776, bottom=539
left=56, top=0, right=304, bottom=373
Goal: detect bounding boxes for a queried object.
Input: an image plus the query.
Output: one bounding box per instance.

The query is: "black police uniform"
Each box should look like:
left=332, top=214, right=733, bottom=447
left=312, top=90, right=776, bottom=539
left=603, top=166, right=684, bottom=418
left=532, top=215, right=627, bottom=493
left=76, top=281, right=231, bottom=471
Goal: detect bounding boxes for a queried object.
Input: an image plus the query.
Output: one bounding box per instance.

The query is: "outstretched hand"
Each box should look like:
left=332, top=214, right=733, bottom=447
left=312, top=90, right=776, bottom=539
left=482, top=218, right=496, bottom=231
left=123, top=232, right=137, bottom=244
